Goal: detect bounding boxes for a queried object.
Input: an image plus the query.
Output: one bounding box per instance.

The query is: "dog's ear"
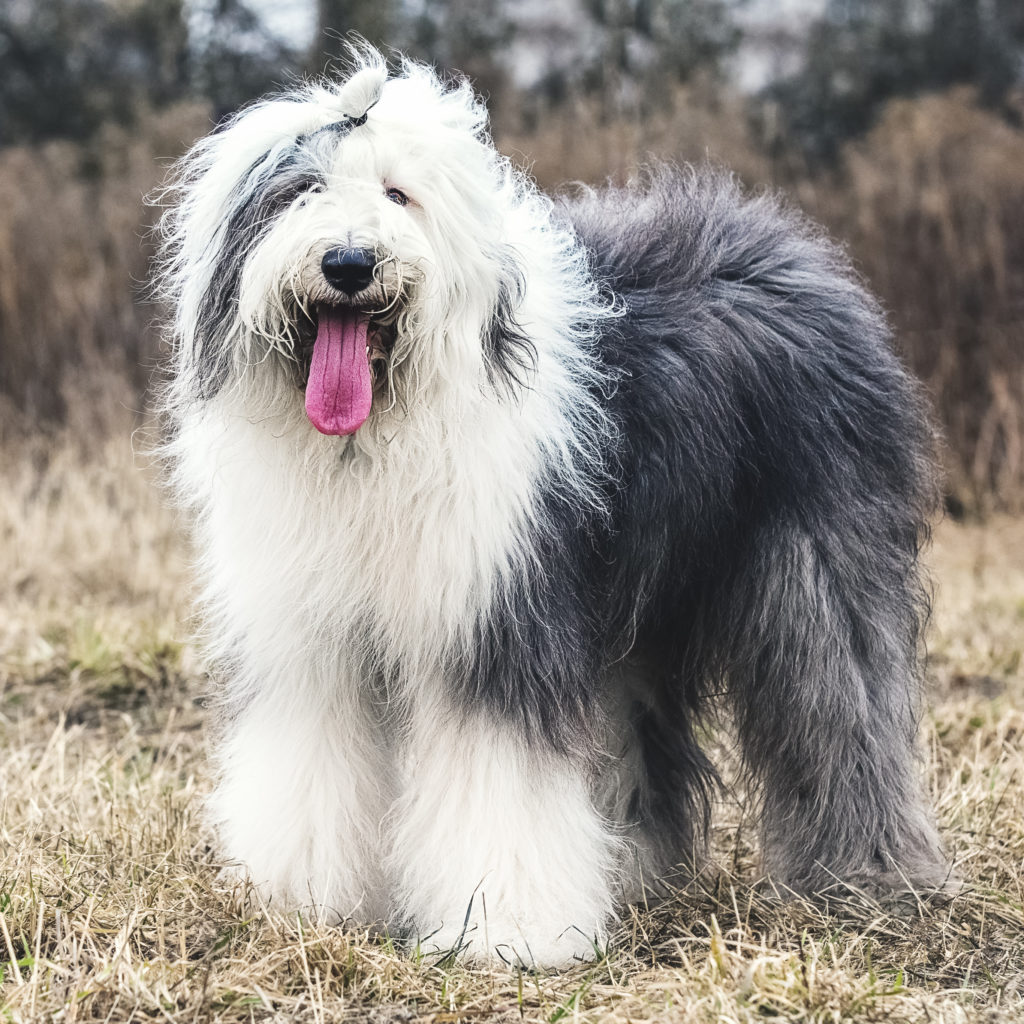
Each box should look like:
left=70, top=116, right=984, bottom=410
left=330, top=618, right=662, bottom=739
left=192, top=146, right=319, bottom=400
left=484, top=248, right=537, bottom=396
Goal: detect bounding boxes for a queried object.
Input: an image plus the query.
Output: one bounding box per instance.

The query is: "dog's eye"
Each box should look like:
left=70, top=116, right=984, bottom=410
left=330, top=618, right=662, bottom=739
left=385, top=186, right=409, bottom=207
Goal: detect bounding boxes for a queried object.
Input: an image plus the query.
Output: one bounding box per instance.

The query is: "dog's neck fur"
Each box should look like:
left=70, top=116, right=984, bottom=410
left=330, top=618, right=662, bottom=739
left=170, top=207, right=614, bottom=698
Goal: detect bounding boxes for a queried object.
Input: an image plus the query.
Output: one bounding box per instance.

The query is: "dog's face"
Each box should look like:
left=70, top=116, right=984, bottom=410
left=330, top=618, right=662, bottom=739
left=161, top=54, right=533, bottom=435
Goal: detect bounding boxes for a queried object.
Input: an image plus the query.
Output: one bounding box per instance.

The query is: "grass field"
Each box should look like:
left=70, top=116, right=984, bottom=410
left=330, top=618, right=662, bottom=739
left=1, top=408, right=1023, bottom=1023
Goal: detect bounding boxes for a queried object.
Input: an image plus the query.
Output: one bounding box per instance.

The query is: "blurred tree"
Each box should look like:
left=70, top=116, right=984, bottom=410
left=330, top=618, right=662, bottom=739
left=589, top=0, right=741, bottom=88
left=310, top=0, right=514, bottom=113
left=762, top=0, right=1024, bottom=164
left=310, top=0, right=397, bottom=68
left=189, top=0, right=301, bottom=120
left=406, top=0, right=515, bottom=109
left=309, top=0, right=740, bottom=129
left=0, top=0, right=299, bottom=146
left=0, top=0, right=189, bottom=144
left=529, top=0, right=742, bottom=120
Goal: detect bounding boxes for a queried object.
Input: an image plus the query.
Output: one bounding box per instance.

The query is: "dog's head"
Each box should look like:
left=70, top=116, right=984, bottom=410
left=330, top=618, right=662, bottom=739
left=157, top=45, right=537, bottom=436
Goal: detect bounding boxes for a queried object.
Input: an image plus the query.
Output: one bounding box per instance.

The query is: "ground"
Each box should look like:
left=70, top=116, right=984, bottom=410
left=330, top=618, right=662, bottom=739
left=1, top=420, right=1022, bottom=1023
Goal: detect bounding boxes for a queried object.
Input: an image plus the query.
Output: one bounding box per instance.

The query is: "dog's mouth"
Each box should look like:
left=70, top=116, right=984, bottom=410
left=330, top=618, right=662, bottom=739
left=294, top=304, right=394, bottom=435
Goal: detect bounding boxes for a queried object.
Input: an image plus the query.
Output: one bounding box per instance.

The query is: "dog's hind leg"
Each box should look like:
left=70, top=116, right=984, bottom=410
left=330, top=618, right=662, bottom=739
left=723, top=518, right=948, bottom=896
left=595, top=659, right=716, bottom=901
left=387, top=695, right=620, bottom=968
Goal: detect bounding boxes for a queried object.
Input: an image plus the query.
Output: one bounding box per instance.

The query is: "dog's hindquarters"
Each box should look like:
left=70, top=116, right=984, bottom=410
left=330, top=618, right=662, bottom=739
left=569, top=165, right=948, bottom=896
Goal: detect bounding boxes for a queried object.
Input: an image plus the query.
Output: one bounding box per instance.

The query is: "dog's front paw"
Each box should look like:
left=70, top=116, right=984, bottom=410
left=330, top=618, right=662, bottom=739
left=414, top=911, right=605, bottom=969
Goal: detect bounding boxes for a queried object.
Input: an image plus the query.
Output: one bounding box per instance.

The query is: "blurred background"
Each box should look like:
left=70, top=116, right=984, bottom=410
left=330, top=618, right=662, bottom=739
left=3, top=9, right=1024, bottom=1017
left=1, top=0, right=1023, bottom=514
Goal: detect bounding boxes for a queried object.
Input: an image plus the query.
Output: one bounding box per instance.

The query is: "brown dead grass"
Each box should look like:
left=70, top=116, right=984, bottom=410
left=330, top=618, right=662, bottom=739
left=1, top=408, right=1023, bottom=1022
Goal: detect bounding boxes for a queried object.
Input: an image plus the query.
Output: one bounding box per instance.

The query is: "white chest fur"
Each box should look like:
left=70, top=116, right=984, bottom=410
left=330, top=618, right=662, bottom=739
left=174, top=382, right=555, bottom=696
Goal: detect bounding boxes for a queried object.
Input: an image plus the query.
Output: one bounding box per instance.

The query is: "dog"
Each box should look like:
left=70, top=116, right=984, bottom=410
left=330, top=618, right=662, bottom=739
left=155, top=45, right=948, bottom=968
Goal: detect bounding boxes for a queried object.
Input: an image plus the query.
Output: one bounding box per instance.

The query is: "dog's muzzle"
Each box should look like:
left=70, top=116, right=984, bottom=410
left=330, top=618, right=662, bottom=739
left=321, top=247, right=376, bottom=295
left=303, top=247, right=395, bottom=438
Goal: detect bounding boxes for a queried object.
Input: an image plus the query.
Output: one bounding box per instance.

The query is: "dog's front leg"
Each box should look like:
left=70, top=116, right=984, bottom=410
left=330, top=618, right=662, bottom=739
left=208, top=656, right=391, bottom=926
left=388, top=697, right=619, bottom=968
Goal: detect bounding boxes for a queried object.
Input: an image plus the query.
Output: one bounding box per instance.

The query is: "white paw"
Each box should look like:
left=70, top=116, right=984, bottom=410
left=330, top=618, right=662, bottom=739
left=414, top=912, right=605, bottom=969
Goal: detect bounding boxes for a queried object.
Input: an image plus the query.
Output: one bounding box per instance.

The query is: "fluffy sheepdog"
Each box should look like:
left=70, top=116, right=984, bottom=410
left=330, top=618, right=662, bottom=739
left=156, top=46, right=949, bottom=967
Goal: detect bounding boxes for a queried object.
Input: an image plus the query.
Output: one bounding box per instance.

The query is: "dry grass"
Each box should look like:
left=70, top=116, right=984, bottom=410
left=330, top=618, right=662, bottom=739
left=1, top=403, right=1023, bottom=1023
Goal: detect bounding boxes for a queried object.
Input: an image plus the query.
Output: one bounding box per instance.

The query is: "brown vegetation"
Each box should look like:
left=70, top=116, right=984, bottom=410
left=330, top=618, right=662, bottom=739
left=1, top=87, right=1022, bottom=506
left=0, top=105, right=206, bottom=426
left=806, top=90, right=1024, bottom=510
left=1, top=424, right=1022, bottom=1021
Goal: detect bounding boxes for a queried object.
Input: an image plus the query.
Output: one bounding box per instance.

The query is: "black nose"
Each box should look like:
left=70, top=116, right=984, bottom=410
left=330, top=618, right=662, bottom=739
left=321, top=247, right=376, bottom=295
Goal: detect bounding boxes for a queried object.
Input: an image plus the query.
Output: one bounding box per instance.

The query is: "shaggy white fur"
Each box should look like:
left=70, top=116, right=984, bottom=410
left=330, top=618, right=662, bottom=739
left=158, top=46, right=623, bottom=967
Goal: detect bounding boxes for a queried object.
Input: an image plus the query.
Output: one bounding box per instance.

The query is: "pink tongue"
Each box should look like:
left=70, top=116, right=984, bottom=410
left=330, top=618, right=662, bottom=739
left=305, top=306, right=373, bottom=435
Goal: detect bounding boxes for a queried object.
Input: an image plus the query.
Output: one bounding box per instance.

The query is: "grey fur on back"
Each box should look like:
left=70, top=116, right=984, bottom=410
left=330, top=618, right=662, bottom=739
left=509, top=166, right=950, bottom=892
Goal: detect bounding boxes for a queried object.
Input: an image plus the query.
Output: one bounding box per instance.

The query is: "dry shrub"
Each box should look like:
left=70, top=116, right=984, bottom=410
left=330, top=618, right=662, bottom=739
left=0, top=104, right=208, bottom=423
left=496, top=82, right=770, bottom=191
left=0, top=366, right=187, bottom=662
left=801, top=88, right=1024, bottom=510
